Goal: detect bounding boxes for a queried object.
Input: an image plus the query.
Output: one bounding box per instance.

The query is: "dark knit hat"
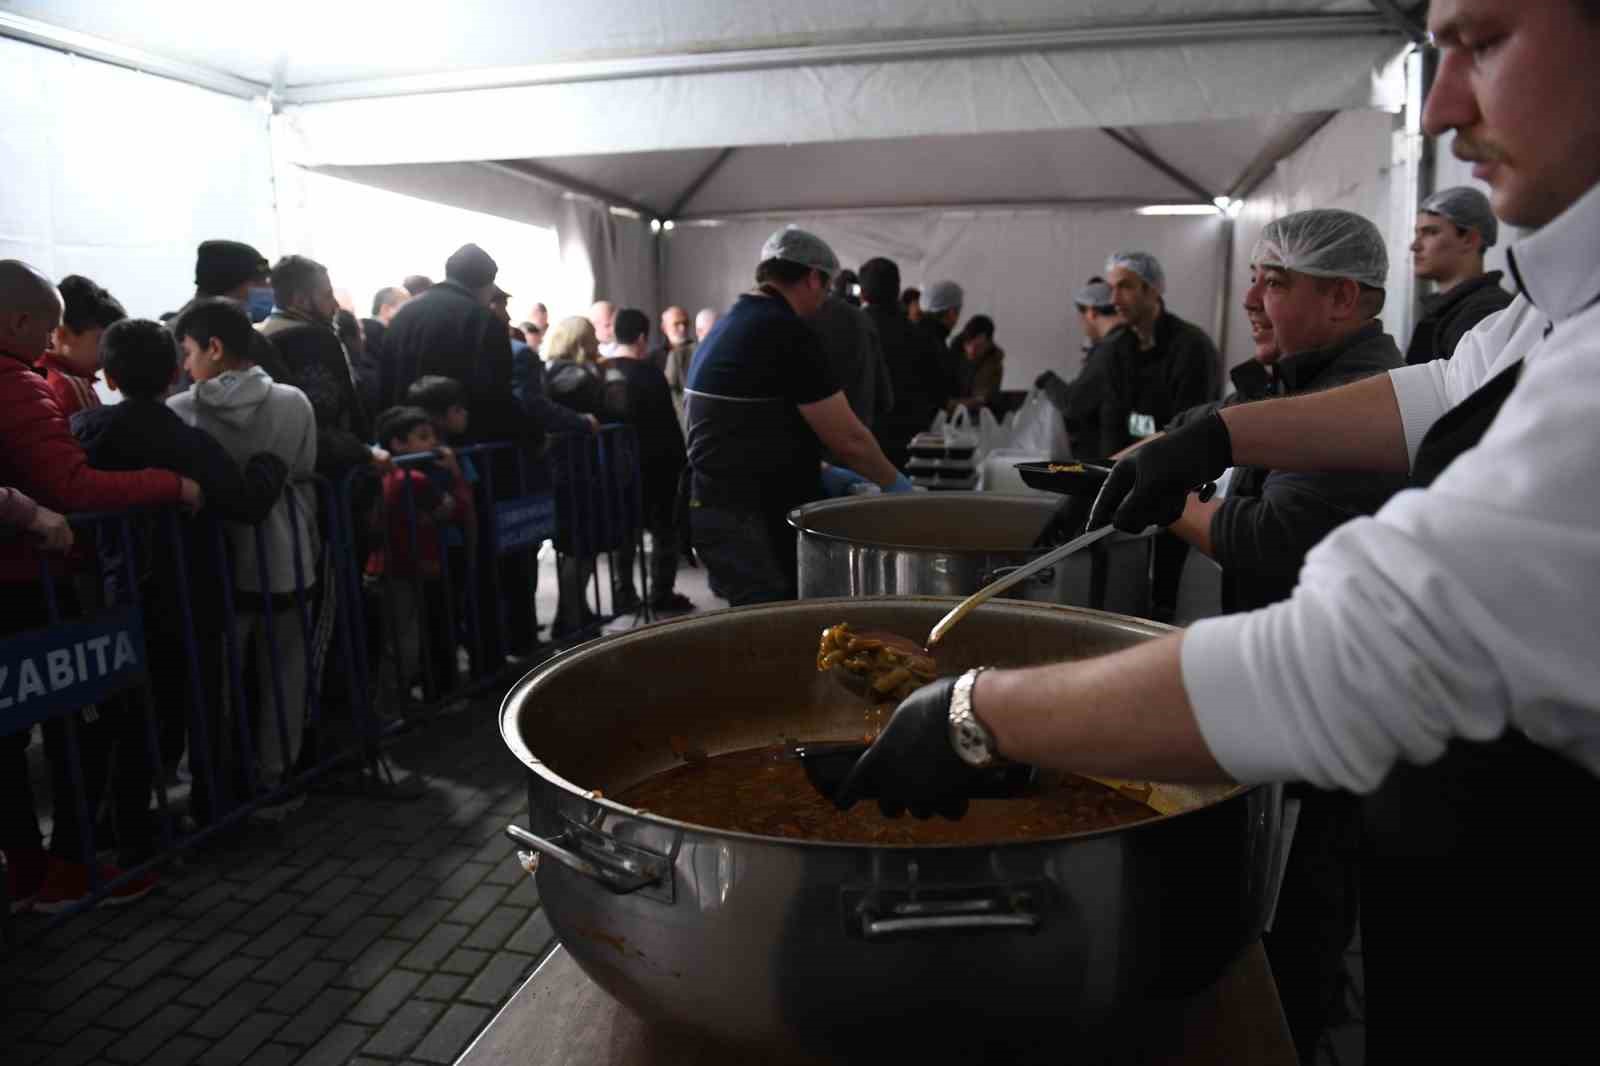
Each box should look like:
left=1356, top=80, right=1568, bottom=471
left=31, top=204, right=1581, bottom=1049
left=195, top=240, right=269, bottom=296
left=444, top=244, right=498, bottom=289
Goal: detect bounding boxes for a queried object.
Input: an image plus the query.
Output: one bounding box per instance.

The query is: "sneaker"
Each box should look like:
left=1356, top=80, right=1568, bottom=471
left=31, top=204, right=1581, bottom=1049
left=649, top=591, right=697, bottom=615
left=33, top=857, right=158, bottom=914
left=4, top=848, right=51, bottom=914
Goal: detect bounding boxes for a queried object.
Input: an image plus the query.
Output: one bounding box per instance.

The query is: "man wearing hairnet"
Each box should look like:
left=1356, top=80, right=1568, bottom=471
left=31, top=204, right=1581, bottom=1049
left=914, top=279, right=964, bottom=410
left=835, top=2, right=1600, bottom=1058
left=1406, top=185, right=1514, bottom=364
left=683, top=227, right=910, bottom=605
left=1098, top=252, right=1222, bottom=620
left=1164, top=208, right=1409, bottom=1060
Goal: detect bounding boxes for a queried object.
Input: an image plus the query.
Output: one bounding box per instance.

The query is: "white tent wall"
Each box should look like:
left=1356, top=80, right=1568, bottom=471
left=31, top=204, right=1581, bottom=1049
left=286, top=161, right=659, bottom=319
left=663, top=209, right=1225, bottom=391
left=0, top=35, right=276, bottom=319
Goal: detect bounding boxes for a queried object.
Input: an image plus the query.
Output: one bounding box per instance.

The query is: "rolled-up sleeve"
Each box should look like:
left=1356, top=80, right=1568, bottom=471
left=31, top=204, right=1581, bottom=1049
left=1390, top=298, right=1529, bottom=466
left=1181, top=319, right=1600, bottom=793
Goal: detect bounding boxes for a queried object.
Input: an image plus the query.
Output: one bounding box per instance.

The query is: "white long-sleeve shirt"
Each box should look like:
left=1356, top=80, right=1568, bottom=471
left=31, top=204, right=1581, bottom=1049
left=1181, top=178, right=1600, bottom=793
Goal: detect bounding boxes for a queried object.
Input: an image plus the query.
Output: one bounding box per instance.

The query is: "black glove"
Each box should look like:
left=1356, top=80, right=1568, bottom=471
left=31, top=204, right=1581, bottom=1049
left=1087, top=412, right=1233, bottom=533
left=834, top=677, right=979, bottom=820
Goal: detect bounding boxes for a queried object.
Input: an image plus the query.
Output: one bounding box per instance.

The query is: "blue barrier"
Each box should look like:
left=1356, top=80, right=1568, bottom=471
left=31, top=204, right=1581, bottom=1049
left=2, top=426, right=649, bottom=945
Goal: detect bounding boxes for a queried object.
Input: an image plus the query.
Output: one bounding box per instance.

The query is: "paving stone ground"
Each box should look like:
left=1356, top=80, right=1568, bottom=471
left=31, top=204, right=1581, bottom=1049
left=1, top=551, right=1367, bottom=1065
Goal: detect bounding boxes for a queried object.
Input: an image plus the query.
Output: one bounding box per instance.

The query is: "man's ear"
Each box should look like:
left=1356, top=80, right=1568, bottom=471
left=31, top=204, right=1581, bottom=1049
left=105, top=372, right=122, bottom=394
left=168, top=365, right=181, bottom=387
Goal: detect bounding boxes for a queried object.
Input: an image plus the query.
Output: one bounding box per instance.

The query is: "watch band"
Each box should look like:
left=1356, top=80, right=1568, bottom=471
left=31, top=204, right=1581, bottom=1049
left=948, top=667, right=999, bottom=768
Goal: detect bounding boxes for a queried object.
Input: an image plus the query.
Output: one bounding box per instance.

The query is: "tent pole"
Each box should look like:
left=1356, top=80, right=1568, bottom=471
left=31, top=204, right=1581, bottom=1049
left=1213, top=217, right=1236, bottom=373
left=1099, top=129, right=1216, bottom=202
left=0, top=10, right=264, bottom=99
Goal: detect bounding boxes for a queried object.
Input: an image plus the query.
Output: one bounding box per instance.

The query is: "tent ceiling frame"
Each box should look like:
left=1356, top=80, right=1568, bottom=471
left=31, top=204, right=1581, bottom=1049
left=0, top=10, right=264, bottom=99
left=667, top=148, right=738, bottom=220
left=1225, top=110, right=1340, bottom=199
left=478, top=160, right=662, bottom=219
left=677, top=197, right=1169, bottom=223
left=281, top=13, right=1396, bottom=105
left=1099, top=127, right=1217, bottom=203
left=1368, top=0, right=1428, bottom=45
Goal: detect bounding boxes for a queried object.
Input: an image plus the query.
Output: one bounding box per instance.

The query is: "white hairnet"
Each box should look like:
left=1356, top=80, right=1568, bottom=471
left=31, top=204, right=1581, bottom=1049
left=922, top=280, right=964, bottom=314
left=1419, top=186, right=1499, bottom=248
left=1251, top=209, right=1388, bottom=290
left=759, top=227, right=839, bottom=276
left=1105, top=251, right=1165, bottom=291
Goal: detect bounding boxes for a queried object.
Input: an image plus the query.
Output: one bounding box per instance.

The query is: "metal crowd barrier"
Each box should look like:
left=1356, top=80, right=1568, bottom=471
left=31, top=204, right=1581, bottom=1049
left=1, top=427, right=649, bottom=945
left=331, top=425, right=648, bottom=721
left=0, top=476, right=380, bottom=945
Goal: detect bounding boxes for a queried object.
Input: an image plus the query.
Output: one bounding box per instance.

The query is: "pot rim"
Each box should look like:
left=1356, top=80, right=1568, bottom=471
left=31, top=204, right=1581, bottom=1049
left=787, top=492, right=1135, bottom=554
left=499, top=596, right=1255, bottom=851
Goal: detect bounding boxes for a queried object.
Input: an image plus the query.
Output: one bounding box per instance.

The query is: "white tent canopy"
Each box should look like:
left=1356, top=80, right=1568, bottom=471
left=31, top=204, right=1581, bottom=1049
left=3, top=0, right=1451, bottom=387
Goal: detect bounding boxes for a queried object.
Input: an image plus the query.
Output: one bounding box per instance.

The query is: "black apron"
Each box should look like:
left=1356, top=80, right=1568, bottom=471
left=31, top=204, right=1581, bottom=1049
left=1360, top=359, right=1599, bottom=1063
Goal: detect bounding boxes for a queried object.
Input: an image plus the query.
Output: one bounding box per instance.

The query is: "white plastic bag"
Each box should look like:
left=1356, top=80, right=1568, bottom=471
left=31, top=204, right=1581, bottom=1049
left=1008, top=389, right=1073, bottom=460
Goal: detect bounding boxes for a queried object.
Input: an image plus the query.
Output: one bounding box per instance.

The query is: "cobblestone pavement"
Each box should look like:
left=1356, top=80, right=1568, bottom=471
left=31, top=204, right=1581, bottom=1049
left=3, top=695, right=556, bottom=1066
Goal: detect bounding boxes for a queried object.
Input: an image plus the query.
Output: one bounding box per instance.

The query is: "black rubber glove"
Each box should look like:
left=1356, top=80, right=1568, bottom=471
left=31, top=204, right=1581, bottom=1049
left=1087, top=411, right=1233, bottom=533
left=834, top=677, right=979, bottom=820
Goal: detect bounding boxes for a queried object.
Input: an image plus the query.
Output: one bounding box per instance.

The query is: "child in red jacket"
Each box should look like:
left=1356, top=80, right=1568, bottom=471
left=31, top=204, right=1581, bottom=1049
left=0, top=260, right=200, bottom=914
left=35, top=274, right=125, bottom=419
left=366, top=406, right=471, bottom=704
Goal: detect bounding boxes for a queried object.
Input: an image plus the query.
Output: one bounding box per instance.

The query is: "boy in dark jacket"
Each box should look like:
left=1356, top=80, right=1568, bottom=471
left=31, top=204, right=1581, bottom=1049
left=73, top=318, right=288, bottom=857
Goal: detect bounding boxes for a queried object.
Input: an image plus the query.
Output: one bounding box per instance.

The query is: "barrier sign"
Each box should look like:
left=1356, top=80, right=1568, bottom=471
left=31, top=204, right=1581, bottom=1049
left=0, top=607, right=147, bottom=733
left=493, top=493, right=557, bottom=554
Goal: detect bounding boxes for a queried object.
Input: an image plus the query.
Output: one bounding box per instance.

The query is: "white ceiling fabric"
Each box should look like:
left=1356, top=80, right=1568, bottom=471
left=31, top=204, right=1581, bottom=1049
left=0, top=1, right=1391, bottom=89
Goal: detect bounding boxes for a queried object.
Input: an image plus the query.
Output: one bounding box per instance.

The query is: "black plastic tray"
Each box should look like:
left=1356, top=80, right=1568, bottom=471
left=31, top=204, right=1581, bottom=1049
left=1015, top=460, right=1114, bottom=497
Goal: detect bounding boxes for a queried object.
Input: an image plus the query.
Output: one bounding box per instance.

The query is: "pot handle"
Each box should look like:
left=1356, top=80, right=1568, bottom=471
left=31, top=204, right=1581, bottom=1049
left=505, top=824, right=663, bottom=895
left=856, top=894, right=1042, bottom=938
left=980, top=563, right=1055, bottom=589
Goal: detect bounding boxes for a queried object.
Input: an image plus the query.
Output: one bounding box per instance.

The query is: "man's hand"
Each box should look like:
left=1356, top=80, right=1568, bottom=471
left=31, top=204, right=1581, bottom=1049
left=583, top=414, right=600, bottom=434
left=370, top=447, right=394, bottom=473
left=28, top=506, right=74, bottom=552
left=835, top=677, right=980, bottom=819
left=179, top=477, right=205, bottom=513
left=1088, top=412, right=1232, bottom=532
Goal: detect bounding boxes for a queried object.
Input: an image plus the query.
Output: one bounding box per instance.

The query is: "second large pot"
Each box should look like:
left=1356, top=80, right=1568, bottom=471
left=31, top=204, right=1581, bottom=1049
left=790, top=492, right=1153, bottom=614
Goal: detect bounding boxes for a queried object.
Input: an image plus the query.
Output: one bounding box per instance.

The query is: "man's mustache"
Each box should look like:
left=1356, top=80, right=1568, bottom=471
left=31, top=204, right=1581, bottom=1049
left=1453, top=135, right=1506, bottom=164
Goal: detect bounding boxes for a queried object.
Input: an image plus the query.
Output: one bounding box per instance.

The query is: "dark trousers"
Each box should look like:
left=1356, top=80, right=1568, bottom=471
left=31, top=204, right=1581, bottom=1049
left=613, top=521, right=680, bottom=604
left=1262, top=788, right=1363, bottom=1063
left=690, top=504, right=796, bottom=606
left=1150, top=531, right=1189, bottom=621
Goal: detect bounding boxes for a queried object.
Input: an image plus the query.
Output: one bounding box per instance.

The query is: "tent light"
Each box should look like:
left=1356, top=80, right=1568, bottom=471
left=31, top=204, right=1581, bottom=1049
left=649, top=218, right=662, bottom=233
left=1226, top=198, right=1244, bottom=219
left=1136, top=204, right=1224, bottom=216
left=1213, top=196, right=1232, bottom=209
left=662, top=219, right=675, bottom=232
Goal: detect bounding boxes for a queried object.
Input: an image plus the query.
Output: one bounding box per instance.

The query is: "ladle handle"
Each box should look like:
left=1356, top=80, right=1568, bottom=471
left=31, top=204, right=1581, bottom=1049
left=925, top=525, right=1116, bottom=649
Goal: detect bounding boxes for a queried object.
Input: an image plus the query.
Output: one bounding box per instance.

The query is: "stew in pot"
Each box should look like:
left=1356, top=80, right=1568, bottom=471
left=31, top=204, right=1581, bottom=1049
left=616, top=746, right=1158, bottom=845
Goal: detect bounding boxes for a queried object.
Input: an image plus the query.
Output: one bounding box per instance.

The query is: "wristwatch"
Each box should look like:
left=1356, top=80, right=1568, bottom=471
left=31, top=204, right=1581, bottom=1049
left=948, top=668, right=1001, bottom=768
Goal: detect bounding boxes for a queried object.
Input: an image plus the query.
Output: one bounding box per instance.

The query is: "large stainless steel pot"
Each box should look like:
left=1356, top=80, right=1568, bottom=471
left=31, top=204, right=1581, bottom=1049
left=500, top=598, right=1280, bottom=1062
left=790, top=492, right=1152, bottom=615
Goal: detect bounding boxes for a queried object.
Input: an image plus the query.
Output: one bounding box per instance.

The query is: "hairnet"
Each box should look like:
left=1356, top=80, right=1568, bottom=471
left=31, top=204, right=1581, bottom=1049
left=1073, top=279, right=1114, bottom=310
left=1250, top=209, right=1389, bottom=290
left=922, top=280, right=964, bottom=314
left=1419, top=186, right=1499, bottom=248
left=759, top=227, right=839, bottom=276
left=1105, top=251, right=1165, bottom=291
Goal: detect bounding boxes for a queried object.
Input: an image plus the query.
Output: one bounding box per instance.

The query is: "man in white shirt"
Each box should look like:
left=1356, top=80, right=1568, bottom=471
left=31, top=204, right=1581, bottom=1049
left=840, top=2, right=1600, bottom=1058
left=589, top=299, right=617, bottom=357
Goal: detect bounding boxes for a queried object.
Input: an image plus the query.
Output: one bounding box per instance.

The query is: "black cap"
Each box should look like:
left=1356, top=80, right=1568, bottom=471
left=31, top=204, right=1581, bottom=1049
left=444, top=244, right=498, bottom=289
left=195, top=240, right=269, bottom=296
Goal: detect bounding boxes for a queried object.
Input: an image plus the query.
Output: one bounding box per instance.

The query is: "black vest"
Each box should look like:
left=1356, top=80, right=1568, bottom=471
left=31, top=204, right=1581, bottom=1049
left=1359, top=359, right=1598, bottom=1063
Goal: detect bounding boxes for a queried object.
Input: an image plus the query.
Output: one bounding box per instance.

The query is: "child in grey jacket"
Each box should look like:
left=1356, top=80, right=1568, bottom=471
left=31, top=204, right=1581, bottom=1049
left=168, top=299, right=319, bottom=803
